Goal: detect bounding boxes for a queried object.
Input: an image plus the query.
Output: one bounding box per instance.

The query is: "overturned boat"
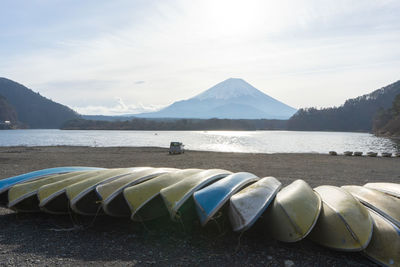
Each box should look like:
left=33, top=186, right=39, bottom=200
left=38, top=169, right=134, bottom=214
left=364, top=182, right=400, bottom=199
left=229, top=176, right=281, bottom=232
left=124, top=169, right=203, bottom=221
left=193, top=172, right=259, bottom=226
left=96, top=168, right=177, bottom=217
left=67, top=168, right=141, bottom=215
left=0, top=166, right=102, bottom=206
left=364, top=208, right=400, bottom=267
left=8, top=171, right=93, bottom=212
left=308, top=185, right=373, bottom=251
left=264, top=179, right=321, bottom=242
left=342, top=185, right=400, bottom=228
left=160, top=169, right=232, bottom=221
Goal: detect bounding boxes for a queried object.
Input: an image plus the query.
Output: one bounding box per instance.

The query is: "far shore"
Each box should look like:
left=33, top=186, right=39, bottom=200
left=0, top=146, right=399, bottom=266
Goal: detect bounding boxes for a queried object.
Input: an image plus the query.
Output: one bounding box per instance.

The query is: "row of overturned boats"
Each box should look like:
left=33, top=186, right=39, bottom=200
left=0, top=167, right=399, bottom=266
left=329, top=151, right=400, bottom=157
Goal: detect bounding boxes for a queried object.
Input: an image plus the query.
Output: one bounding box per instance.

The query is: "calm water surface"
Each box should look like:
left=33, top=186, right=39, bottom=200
left=0, top=129, right=399, bottom=154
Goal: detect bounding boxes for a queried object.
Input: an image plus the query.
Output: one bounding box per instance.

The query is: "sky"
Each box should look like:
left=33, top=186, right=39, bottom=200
left=0, top=0, right=400, bottom=115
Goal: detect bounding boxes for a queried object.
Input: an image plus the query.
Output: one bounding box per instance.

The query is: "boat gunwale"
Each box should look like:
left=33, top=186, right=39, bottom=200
left=99, top=171, right=173, bottom=217
left=69, top=170, right=137, bottom=215
left=364, top=183, right=400, bottom=198
left=7, top=190, right=39, bottom=210
left=298, top=190, right=322, bottom=240
left=129, top=193, right=163, bottom=221
left=39, top=189, right=69, bottom=214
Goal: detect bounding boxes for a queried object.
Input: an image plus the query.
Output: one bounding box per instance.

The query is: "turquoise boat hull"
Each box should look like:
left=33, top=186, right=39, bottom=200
left=193, top=172, right=259, bottom=226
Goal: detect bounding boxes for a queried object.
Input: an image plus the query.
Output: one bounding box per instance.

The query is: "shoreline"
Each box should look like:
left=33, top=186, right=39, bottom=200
left=1, top=146, right=399, bottom=187
left=1, top=146, right=399, bottom=266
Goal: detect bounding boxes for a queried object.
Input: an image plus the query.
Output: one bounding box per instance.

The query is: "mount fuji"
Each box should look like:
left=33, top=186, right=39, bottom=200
left=136, top=78, right=297, bottom=119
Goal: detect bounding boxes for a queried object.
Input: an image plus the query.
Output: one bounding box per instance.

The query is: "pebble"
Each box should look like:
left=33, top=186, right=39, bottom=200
left=284, top=260, right=295, bottom=267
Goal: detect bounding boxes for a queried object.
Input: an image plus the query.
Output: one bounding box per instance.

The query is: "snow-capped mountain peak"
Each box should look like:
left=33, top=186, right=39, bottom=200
left=193, top=78, right=263, bottom=100
left=135, top=78, right=297, bottom=119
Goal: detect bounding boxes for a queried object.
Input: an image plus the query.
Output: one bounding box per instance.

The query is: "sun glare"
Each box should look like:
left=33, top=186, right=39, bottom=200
left=204, top=0, right=287, bottom=37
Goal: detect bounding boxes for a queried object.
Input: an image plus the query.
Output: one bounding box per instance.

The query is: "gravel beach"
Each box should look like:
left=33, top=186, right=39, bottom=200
left=0, top=146, right=399, bottom=266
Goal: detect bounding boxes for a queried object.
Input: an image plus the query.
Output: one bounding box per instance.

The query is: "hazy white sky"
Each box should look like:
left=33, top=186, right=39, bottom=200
left=1, top=0, right=399, bottom=115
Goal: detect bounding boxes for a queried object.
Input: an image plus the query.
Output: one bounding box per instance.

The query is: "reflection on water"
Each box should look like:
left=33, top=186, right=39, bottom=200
left=0, top=129, right=399, bottom=154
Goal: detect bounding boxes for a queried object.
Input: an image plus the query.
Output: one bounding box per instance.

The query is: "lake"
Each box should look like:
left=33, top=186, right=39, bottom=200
left=0, top=129, right=399, bottom=154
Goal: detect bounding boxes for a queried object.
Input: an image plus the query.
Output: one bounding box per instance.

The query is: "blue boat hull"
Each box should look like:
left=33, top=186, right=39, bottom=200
left=193, top=172, right=259, bottom=226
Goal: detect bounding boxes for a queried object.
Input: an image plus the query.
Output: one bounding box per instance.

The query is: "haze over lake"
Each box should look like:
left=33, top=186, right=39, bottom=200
left=1, top=129, right=398, bottom=154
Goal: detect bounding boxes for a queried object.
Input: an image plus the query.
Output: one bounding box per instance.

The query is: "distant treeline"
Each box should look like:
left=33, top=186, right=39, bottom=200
left=62, top=118, right=287, bottom=131
left=287, top=80, right=400, bottom=132
left=373, top=94, right=400, bottom=137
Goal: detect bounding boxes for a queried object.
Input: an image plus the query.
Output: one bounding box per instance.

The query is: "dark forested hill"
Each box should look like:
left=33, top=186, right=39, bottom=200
left=373, top=93, right=400, bottom=137
left=0, top=95, right=18, bottom=123
left=287, top=80, right=400, bottom=132
left=0, top=78, right=79, bottom=128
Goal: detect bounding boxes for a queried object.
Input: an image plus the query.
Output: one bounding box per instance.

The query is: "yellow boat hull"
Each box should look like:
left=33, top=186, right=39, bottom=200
left=8, top=171, right=90, bottom=212
left=364, top=182, right=400, bottom=199
left=124, top=169, right=204, bottom=221
left=364, top=208, right=400, bottom=266
left=342, top=185, right=400, bottom=228
left=67, top=168, right=138, bottom=215
left=265, top=179, right=321, bottom=242
left=38, top=169, right=131, bottom=214
left=96, top=168, right=177, bottom=217
left=309, top=186, right=373, bottom=251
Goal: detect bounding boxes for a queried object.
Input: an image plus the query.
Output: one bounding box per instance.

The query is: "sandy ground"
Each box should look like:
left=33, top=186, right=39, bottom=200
left=0, top=146, right=399, bottom=266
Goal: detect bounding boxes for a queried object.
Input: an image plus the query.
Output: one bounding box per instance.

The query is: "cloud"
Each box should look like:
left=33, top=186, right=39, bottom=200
left=73, top=97, right=163, bottom=115
left=1, top=0, right=400, bottom=110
